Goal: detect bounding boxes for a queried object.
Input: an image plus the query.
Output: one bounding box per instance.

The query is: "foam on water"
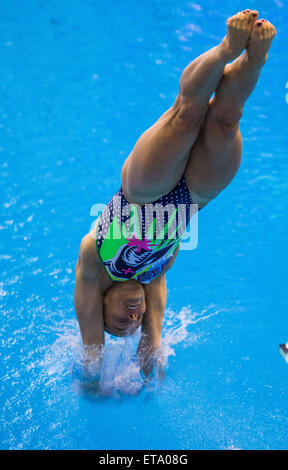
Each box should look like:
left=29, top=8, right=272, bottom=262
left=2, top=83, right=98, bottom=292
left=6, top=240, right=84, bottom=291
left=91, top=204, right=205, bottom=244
left=38, top=303, right=223, bottom=401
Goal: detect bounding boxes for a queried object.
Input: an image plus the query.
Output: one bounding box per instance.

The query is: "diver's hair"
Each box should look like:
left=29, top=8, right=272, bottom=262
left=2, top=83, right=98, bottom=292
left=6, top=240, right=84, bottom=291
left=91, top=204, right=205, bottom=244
left=103, top=323, right=138, bottom=338
left=103, top=324, right=117, bottom=336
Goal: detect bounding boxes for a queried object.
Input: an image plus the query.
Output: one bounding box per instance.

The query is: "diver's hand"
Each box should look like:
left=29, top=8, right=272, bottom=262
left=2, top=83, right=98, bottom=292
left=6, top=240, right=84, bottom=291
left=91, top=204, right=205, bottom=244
left=72, top=345, right=103, bottom=393
left=137, top=339, right=165, bottom=383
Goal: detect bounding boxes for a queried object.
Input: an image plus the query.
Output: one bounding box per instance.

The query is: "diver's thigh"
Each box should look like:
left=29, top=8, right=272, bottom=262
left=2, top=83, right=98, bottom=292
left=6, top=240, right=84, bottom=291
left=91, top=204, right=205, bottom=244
left=184, top=119, right=243, bottom=205
left=121, top=100, right=205, bottom=204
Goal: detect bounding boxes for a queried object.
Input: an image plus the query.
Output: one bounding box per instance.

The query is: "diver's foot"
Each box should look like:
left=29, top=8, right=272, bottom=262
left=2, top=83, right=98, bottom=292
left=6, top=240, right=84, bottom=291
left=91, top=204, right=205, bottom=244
left=246, top=19, right=276, bottom=66
left=223, top=10, right=259, bottom=60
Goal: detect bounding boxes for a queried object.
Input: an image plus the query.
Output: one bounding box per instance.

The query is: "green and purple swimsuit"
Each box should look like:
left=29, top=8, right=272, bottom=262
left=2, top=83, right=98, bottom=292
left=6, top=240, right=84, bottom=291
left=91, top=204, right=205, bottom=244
left=96, top=175, right=196, bottom=284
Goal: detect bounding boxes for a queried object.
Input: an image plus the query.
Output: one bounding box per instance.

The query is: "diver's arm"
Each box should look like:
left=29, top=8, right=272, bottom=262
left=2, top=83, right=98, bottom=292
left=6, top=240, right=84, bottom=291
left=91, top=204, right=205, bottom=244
left=75, top=262, right=104, bottom=347
left=74, top=234, right=106, bottom=349
left=137, top=274, right=167, bottom=377
left=137, top=246, right=180, bottom=377
left=74, top=235, right=107, bottom=388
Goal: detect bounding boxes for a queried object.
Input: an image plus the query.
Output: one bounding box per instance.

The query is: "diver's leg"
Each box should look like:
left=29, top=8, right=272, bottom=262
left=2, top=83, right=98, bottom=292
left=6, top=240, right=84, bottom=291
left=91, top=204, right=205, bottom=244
left=185, top=19, right=276, bottom=206
left=122, top=10, right=258, bottom=204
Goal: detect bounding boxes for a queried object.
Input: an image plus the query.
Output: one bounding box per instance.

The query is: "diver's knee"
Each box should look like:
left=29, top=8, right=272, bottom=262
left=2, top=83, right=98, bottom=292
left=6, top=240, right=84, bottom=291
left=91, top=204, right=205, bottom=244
left=174, top=96, right=208, bottom=129
left=206, top=105, right=242, bottom=139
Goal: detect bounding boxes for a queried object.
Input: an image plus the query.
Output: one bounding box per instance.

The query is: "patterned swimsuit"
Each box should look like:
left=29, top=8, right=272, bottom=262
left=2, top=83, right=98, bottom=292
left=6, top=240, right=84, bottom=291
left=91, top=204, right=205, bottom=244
left=96, top=175, right=196, bottom=284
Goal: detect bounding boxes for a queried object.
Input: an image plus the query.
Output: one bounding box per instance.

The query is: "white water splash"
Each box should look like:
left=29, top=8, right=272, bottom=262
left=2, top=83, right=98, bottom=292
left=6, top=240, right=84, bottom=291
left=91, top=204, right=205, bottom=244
left=41, top=304, right=223, bottom=399
left=161, top=304, right=221, bottom=361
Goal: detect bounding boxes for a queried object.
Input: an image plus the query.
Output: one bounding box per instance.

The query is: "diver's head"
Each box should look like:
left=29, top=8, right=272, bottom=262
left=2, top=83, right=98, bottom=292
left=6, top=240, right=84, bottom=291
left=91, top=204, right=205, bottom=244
left=103, top=280, right=146, bottom=337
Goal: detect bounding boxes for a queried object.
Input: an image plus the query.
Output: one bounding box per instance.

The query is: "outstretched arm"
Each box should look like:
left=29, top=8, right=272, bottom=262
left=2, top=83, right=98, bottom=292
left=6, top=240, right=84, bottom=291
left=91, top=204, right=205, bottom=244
left=137, top=247, right=180, bottom=377
left=137, top=274, right=167, bottom=377
left=74, top=234, right=106, bottom=369
left=75, top=263, right=104, bottom=346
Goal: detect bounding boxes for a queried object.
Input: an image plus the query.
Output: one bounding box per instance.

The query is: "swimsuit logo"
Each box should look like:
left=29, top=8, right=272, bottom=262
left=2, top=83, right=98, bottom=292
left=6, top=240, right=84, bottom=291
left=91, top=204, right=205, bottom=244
left=126, top=236, right=159, bottom=253
left=103, top=238, right=177, bottom=280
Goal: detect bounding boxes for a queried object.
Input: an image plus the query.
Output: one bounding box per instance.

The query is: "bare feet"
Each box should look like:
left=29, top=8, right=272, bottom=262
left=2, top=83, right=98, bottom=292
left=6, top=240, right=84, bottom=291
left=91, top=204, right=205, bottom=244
left=246, top=19, right=276, bottom=66
left=223, top=9, right=259, bottom=60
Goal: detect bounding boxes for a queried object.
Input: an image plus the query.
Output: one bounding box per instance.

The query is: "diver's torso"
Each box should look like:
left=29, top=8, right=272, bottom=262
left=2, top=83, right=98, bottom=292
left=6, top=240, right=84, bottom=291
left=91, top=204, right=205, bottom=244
left=95, top=175, right=195, bottom=284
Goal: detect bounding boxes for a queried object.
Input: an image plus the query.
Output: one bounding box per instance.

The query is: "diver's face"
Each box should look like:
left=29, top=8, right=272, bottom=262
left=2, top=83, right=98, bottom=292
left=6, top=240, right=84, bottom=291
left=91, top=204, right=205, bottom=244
left=103, top=281, right=146, bottom=337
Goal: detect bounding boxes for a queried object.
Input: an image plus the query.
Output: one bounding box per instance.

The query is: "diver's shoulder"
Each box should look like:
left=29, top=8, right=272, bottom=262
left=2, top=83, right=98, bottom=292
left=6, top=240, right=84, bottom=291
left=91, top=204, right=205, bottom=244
left=77, top=232, right=112, bottom=289
left=77, top=232, right=101, bottom=275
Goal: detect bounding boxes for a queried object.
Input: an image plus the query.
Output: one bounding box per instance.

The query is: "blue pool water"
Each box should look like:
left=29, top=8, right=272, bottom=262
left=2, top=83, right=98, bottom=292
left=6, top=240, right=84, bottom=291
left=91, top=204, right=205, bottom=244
left=1, top=0, right=288, bottom=450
